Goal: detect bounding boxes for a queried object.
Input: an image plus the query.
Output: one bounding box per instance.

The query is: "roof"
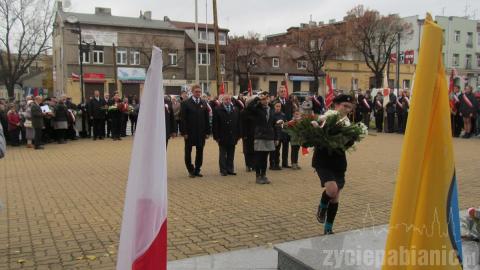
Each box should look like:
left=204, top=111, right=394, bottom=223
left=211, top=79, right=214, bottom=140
left=58, top=11, right=183, bottom=32
left=169, top=21, right=229, bottom=32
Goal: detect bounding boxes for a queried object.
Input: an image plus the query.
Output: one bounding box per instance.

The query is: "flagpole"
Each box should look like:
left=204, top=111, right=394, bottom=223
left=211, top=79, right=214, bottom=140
left=195, top=0, right=199, bottom=85
left=212, top=0, right=222, bottom=94
left=205, top=0, right=209, bottom=94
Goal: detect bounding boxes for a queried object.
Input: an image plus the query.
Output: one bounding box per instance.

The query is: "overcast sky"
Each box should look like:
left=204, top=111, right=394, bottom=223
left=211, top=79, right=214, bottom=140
left=64, top=0, right=480, bottom=36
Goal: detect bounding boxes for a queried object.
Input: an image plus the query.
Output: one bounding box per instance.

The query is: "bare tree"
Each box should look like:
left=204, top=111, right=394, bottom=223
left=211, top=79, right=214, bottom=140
left=225, top=32, right=260, bottom=93
left=292, top=23, right=345, bottom=93
left=0, top=0, right=54, bottom=98
left=345, top=5, right=412, bottom=88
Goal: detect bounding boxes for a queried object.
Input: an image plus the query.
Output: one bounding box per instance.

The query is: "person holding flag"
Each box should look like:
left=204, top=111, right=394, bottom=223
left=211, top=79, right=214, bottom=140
left=382, top=14, right=463, bottom=269
left=324, top=74, right=334, bottom=110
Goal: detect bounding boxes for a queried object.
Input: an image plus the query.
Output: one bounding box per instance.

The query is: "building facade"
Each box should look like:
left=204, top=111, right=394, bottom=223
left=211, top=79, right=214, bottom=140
left=53, top=3, right=230, bottom=103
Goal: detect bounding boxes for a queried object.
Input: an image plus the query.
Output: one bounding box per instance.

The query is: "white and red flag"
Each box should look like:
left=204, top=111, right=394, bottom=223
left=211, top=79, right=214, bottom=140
left=116, top=46, right=168, bottom=270
left=325, top=74, right=334, bottom=109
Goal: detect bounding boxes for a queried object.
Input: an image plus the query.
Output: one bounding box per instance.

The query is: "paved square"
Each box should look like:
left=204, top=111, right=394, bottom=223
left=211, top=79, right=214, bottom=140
left=0, top=134, right=479, bottom=269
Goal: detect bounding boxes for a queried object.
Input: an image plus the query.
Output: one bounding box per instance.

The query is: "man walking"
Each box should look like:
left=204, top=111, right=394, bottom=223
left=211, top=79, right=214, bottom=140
left=88, top=90, right=107, bottom=140
left=272, top=85, right=293, bottom=168
left=212, top=94, right=241, bottom=176
left=180, top=85, right=210, bottom=178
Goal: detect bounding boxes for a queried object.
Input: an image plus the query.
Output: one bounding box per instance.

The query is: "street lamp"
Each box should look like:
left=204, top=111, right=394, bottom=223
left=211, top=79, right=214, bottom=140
left=66, top=15, right=96, bottom=105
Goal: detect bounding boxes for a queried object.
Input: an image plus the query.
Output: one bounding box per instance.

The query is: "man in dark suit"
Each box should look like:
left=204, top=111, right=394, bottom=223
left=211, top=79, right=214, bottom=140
left=358, top=90, right=373, bottom=129
left=312, top=94, right=325, bottom=115
left=88, top=90, right=107, bottom=140
left=31, top=96, right=47, bottom=149
left=271, top=85, right=293, bottom=168
left=212, top=94, right=241, bottom=176
left=180, top=85, right=211, bottom=178
left=164, top=95, right=176, bottom=147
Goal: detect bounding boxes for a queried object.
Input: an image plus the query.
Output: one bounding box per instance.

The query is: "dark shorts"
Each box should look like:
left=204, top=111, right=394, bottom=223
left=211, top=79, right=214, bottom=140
left=315, top=167, right=345, bottom=190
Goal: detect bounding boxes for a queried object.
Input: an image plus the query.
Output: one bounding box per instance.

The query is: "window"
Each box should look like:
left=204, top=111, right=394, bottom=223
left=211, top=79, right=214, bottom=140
left=309, top=40, right=315, bottom=50
left=478, top=32, right=480, bottom=46
left=116, top=48, right=127, bottom=65
left=442, top=30, right=446, bottom=45
left=354, top=64, right=359, bottom=70
left=453, top=54, right=459, bottom=66
left=272, top=57, right=279, bottom=68
left=200, top=82, right=209, bottom=94
left=198, top=53, right=210, bottom=65
left=199, top=31, right=208, bottom=41
left=130, top=50, right=140, bottom=65
left=466, top=54, right=472, bottom=69
left=467, top=32, right=473, bottom=47
left=80, top=51, right=90, bottom=64
left=250, top=57, right=257, bottom=66
left=219, top=54, right=225, bottom=67
left=93, top=50, right=104, bottom=64
left=168, top=53, right=178, bottom=66
left=336, top=62, right=342, bottom=69
left=477, top=54, right=480, bottom=67
left=219, top=33, right=226, bottom=43
left=297, top=60, right=307, bottom=70
left=403, top=80, right=411, bottom=89
left=455, top=31, right=461, bottom=43
left=331, top=77, right=337, bottom=89
left=351, top=78, right=358, bottom=90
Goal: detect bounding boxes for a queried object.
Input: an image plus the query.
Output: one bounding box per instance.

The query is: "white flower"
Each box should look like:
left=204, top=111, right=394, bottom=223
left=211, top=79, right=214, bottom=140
left=358, top=122, right=369, bottom=136
left=311, top=121, right=320, bottom=128
left=323, top=110, right=339, bottom=117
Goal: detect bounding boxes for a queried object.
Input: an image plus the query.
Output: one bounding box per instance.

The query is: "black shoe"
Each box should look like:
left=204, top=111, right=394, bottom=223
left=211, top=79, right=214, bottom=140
left=188, top=172, right=196, bottom=178
left=194, top=172, right=203, bottom=177
left=262, top=176, right=271, bottom=184
left=93, top=137, right=97, bottom=141
left=271, top=166, right=282, bottom=171
left=324, top=230, right=335, bottom=235
left=227, top=172, right=237, bottom=176
left=221, top=172, right=228, bottom=176
left=256, top=176, right=266, bottom=184
left=282, top=165, right=291, bottom=169
left=99, top=137, right=104, bottom=140
left=316, top=210, right=326, bottom=224
left=34, top=146, right=44, bottom=150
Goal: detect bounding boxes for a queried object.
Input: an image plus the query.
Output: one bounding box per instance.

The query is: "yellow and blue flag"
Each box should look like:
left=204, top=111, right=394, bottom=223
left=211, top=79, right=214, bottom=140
left=382, top=14, right=462, bottom=269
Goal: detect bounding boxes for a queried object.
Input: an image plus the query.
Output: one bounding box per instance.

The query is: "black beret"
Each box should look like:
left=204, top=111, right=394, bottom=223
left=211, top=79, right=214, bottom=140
left=241, top=91, right=249, bottom=96
left=333, top=94, right=353, bottom=104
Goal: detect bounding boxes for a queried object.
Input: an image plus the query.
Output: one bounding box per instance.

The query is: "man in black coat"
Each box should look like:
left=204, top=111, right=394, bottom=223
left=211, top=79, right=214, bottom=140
left=241, top=96, right=256, bottom=172
left=271, top=85, right=293, bottom=168
left=88, top=90, right=107, bottom=140
left=312, top=94, right=325, bottom=115
left=358, top=90, right=373, bottom=129
left=212, top=94, right=241, bottom=176
left=164, top=95, right=176, bottom=147
left=180, top=85, right=211, bottom=178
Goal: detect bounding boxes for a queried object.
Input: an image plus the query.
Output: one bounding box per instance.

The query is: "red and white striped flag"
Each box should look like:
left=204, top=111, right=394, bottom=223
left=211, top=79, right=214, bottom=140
left=117, top=47, right=168, bottom=270
left=325, top=74, right=334, bottom=109
left=71, top=73, right=80, bottom=80
left=283, top=73, right=289, bottom=97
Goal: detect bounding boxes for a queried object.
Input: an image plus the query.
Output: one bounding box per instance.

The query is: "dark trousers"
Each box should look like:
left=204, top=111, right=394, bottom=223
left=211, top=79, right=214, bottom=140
left=291, top=145, right=300, bottom=164
left=255, top=151, right=269, bottom=176
left=362, top=112, right=370, bottom=129
left=106, top=119, right=112, bottom=137
left=121, top=114, right=128, bottom=136
left=387, top=112, right=395, bottom=133
left=111, top=117, right=121, bottom=139
left=403, top=112, right=409, bottom=132
left=270, top=143, right=281, bottom=168
left=93, top=119, right=105, bottom=138
left=451, top=114, right=463, bottom=137
left=56, top=129, right=66, bottom=142
left=375, top=111, right=383, bottom=132
left=243, top=139, right=255, bottom=169
left=219, top=144, right=235, bottom=174
left=397, top=112, right=405, bottom=133
left=130, top=115, right=138, bottom=135
left=185, top=142, right=204, bottom=173
left=9, top=128, right=20, bottom=146
left=34, top=128, right=43, bottom=147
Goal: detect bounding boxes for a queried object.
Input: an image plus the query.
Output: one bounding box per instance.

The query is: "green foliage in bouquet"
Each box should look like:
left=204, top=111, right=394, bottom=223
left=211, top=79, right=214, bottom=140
left=108, top=105, right=118, bottom=112
left=284, top=112, right=367, bottom=154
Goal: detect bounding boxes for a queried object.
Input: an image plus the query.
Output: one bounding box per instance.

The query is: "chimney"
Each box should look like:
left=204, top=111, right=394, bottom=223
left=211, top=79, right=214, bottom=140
left=95, top=7, right=111, bottom=16
left=163, top=16, right=170, bottom=22
left=144, top=11, right=152, bottom=20
left=57, top=1, right=62, bottom=11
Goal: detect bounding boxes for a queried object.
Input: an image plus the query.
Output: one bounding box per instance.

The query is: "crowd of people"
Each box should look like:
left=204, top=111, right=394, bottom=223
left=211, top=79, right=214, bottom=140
left=0, top=90, right=140, bottom=150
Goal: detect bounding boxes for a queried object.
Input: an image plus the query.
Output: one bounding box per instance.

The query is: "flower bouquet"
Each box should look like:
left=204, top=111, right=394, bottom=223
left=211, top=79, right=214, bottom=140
left=108, top=105, right=119, bottom=112
left=284, top=110, right=368, bottom=154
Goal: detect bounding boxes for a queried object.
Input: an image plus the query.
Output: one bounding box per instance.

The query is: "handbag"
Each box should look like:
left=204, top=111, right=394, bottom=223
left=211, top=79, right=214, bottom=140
left=24, top=120, right=32, bottom=128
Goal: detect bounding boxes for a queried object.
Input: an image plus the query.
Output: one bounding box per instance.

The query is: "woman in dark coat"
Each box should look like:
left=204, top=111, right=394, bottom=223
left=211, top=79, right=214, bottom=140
left=245, top=92, right=277, bottom=184
left=53, top=99, right=69, bottom=144
left=459, top=85, right=479, bottom=138
left=241, top=97, right=256, bottom=172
